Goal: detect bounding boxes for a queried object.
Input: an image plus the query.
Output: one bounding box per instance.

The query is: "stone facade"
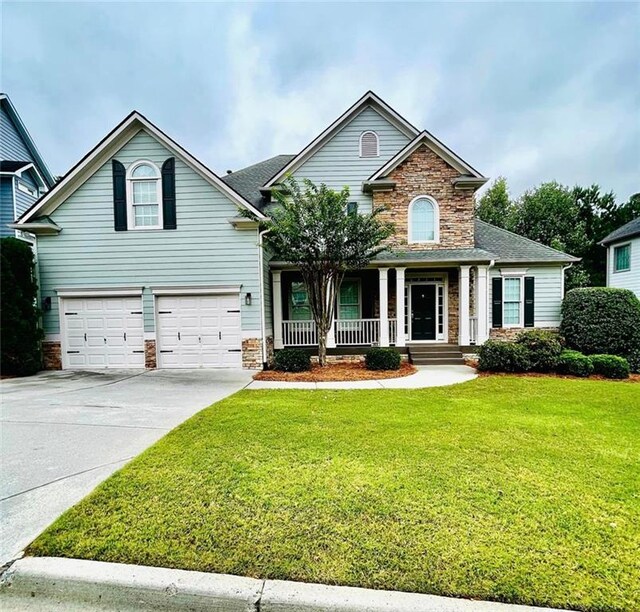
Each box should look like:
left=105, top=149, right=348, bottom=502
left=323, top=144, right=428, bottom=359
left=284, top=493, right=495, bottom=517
left=374, top=145, right=475, bottom=251
left=144, top=340, right=157, bottom=369
left=242, top=337, right=262, bottom=369
left=447, top=271, right=459, bottom=344
left=489, top=327, right=559, bottom=341
left=42, top=341, right=62, bottom=370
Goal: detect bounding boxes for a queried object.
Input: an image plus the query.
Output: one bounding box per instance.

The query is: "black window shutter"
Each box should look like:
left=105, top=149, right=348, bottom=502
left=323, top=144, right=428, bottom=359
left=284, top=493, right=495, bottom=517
left=162, top=157, right=176, bottom=229
left=112, top=160, right=127, bottom=231
left=524, top=276, right=535, bottom=327
left=492, top=277, right=503, bottom=328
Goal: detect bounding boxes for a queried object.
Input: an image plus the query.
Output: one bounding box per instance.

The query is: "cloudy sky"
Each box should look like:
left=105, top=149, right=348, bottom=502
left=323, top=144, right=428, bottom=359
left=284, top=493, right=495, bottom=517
left=2, top=2, right=638, bottom=200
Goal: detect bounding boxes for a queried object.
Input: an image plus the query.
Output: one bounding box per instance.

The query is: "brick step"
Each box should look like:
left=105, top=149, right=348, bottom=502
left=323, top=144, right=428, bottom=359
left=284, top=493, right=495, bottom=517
left=411, top=357, right=467, bottom=366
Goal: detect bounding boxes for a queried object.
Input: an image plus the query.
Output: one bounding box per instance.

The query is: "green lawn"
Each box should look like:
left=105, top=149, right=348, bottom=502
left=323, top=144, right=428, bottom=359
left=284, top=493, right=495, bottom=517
left=29, top=377, right=640, bottom=611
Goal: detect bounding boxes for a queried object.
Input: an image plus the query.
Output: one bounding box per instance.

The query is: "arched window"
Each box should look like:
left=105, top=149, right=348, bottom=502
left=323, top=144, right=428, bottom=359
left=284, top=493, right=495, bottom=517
left=359, top=131, right=379, bottom=158
left=127, top=160, right=162, bottom=229
left=408, top=196, right=439, bottom=243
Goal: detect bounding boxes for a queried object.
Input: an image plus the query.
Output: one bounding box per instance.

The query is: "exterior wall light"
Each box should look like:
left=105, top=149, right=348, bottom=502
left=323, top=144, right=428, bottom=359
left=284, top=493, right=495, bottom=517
left=245, top=293, right=252, bottom=306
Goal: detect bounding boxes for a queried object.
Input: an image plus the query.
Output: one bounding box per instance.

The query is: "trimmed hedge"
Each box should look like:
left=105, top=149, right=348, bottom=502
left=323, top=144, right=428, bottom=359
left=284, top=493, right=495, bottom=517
left=1, top=237, right=43, bottom=376
left=560, top=288, right=640, bottom=360
left=477, top=340, right=531, bottom=373
left=557, top=350, right=593, bottom=378
left=274, top=348, right=311, bottom=372
left=590, top=354, right=630, bottom=380
left=515, top=329, right=562, bottom=372
left=365, top=348, right=401, bottom=371
left=627, top=349, right=640, bottom=375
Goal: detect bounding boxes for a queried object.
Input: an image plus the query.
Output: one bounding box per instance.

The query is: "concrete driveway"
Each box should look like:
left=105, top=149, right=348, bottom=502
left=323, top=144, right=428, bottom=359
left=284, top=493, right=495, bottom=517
left=0, top=368, right=252, bottom=564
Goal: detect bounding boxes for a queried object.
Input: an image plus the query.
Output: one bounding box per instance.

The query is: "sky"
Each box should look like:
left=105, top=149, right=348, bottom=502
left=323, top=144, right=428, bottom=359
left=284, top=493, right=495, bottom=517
left=1, top=1, right=638, bottom=201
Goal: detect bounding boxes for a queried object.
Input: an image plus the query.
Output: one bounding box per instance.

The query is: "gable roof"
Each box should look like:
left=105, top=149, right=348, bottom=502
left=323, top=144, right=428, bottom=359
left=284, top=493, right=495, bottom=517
left=369, top=131, right=486, bottom=181
left=0, top=94, right=55, bottom=188
left=17, top=111, right=267, bottom=225
left=261, top=91, right=420, bottom=189
left=599, top=217, right=640, bottom=246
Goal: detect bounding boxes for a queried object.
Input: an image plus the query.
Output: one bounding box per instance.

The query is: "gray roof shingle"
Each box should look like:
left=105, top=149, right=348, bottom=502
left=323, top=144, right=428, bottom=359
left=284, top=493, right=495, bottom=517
left=599, top=217, right=640, bottom=246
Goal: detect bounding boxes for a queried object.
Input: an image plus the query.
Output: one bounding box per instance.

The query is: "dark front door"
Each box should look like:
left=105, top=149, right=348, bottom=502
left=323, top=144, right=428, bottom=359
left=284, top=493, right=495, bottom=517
left=411, top=284, right=437, bottom=341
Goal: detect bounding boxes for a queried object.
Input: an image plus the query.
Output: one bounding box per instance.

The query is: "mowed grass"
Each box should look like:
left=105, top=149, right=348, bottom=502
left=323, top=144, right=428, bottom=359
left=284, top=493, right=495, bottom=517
left=29, top=377, right=640, bottom=611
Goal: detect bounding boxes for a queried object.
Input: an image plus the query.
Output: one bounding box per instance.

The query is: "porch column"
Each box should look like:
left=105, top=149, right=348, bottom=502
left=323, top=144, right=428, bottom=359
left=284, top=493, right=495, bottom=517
left=459, top=265, right=471, bottom=346
left=395, top=267, right=406, bottom=347
left=379, top=268, right=390, bottom=347
left=273, top=270, right=283, bottom=349
left=327, top=278, right=336, bottom=348
left=476, top=265, right=489, bottom=344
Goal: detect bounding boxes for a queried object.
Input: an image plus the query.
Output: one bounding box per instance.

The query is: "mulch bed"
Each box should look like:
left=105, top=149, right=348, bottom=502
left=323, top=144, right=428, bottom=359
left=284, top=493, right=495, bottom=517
left=254, top=360, right=417, bottom=382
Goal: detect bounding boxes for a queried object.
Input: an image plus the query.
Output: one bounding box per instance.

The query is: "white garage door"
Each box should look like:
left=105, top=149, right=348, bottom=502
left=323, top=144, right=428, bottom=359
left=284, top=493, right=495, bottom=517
left=62, top=297, right=145, bottom=369
left=156, top=294, right=242, bottom=368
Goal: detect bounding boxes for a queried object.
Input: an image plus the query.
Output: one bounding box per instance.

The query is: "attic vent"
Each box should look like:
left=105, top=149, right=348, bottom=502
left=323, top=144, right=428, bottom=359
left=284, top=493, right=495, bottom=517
left=359, top=131, right=379, bottom=158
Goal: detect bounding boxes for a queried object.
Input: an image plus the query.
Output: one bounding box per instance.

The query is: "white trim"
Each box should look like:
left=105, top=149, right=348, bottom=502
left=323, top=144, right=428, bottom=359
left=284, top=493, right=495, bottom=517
left=17, top=180, right=37, bottom=197
left=242, top=330, right=261, bottom=340
left=536, top=320, right=561, bottom=328
left=0, top=162, right=48, bottom=190
left=263, top=91, right=419, bottom=189
left=612, top=242, right=631, bottom=273
left=500, top=268, right=529, bottom=277
left=502, top=275, right=525, bottom=328
left=56, top=286, right=144, bottom=297
left=408, top=195, right=439, bottom=244
left=18, top=112, right=267, bottom=224
left=44, top=333, right=62, bottom=342
left=359, top=131, right=379, bottom=158
left=337, top=278, right=362, bottom=319
left=150, top=285, right=242, bottom=296
left=126, top=159, right=163, bottom=230
left=144, top=332, right=156, bottom=341
left=406, top=276, right=447, bottom=343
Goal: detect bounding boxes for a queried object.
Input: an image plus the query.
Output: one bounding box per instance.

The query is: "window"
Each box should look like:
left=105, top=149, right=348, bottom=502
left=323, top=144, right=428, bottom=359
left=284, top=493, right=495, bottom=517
left=338, top=280, right=360, bottom=320
left=409, top=196, right=439, bottom=243
left=290, top=282, right=311, bottom=320
left=359, top=131, right=379, bottom=158
left=17, top=181, right=37, bottom=197
left=346, top=201, right=358, bottom=215
left=503, top=277, right=522, bottom=326
left=127, top=160, right=162, bottom=229
left=614, top=244, right=631, bottom=272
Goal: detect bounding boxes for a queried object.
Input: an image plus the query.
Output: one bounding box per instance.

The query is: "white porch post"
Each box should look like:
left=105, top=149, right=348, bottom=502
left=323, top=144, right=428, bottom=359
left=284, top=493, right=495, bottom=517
left=272, top=270, right=284, bottom=349
left=379, top=268, right=390, bottom=347
left=395, top=267, right=406, bottom=347
left=476, top=265, right=489, bottom=344
left=327, top=278, right=336, bottom=348
left=459, top=265, right=470, bottom=346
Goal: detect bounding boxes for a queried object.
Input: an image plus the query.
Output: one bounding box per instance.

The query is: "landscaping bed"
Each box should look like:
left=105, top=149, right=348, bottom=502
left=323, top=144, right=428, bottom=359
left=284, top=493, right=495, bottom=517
left=254, top=360, right=417, bottom=382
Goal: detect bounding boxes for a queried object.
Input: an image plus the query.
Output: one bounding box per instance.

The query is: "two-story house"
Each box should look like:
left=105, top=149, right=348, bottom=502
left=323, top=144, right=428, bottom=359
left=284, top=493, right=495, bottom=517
left=1, top=94, right=55, bottom=239
left=15, top=92, right=578, bottom=370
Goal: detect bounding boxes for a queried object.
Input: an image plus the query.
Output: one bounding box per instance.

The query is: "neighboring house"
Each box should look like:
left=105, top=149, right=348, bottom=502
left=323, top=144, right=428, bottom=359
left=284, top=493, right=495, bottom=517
left=15, top=92, right=578, bottom=371
left=599, top=218, right=640, bottom=298
left=0, top=94, right=55, bottom=239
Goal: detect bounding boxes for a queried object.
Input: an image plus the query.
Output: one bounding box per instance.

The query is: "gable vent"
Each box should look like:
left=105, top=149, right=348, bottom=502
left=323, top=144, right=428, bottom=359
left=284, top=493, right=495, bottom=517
left=360, top=131, right=379, bottom=158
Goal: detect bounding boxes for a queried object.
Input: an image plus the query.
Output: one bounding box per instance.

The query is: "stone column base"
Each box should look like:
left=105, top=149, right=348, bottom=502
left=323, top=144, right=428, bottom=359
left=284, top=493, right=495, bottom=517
left=144, top=340, right=157, bottom=369
left=242, top=338, right=262, bottom=370
left=42, top=341, right=62, bottom=370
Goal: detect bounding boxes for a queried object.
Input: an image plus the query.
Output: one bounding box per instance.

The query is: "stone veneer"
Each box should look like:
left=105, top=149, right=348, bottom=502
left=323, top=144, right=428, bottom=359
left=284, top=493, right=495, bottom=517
left=144, top=340, right=157, bottom=369
left=42, top=341, right=62, bottom=370
left=447, top=271, right=459, bottom=344
left=489, top=327, right=559, bottom=341
left=374, top=145, right=475, bottom=251
left=242, top=337, right=263, bottom=369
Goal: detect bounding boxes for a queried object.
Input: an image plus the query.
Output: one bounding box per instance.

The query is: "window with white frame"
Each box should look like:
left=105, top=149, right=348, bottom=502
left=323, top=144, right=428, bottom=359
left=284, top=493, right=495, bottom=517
left=614, top=244, right=631, bottom=272
left=503, top=277, right=522, bottom=326
left=17, top=181, right=37, bottom=197
left=359, top=131, right=379, bottom=158
left=290, top=282, right=311, bottom=320
left=409, top=196, right=439, bottom=243
left=338, top=279, right=360, bottom=320
left=127, top=161, right=162, bottom=229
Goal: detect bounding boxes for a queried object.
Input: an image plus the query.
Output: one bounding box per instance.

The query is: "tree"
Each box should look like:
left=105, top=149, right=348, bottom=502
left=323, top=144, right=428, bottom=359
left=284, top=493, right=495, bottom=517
left=475, top=177, right=516, bottom=230
left=265, top=177, right=393, bottom=366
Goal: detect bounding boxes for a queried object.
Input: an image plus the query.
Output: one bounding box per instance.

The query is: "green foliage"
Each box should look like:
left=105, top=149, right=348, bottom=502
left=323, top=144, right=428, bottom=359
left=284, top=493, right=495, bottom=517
left=477, top=340, right=531, bottom=373
left=557, top=350, right=593, bottom=378
left=514, top=329, right=563, bottom=372
left=1, top=238, right=43, bottom=375
left=560, top=288, right=640, bottom=358
left=475, top=177, right=516, bottom=230
left=273, top=348, right=311, bottom=373
left=590, top=354, right=630, bottom=380
left=365, top=347, right=401, bottom=371
left=627, top=349, right=640, bottom=374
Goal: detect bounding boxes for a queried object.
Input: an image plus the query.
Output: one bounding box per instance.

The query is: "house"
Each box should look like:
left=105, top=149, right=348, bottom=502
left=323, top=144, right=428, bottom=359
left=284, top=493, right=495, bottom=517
left=15, top=92, right=578, bottom=370
left=599, top=217, right=640, bottom=298
left=1, top=94, right=55, bottom=239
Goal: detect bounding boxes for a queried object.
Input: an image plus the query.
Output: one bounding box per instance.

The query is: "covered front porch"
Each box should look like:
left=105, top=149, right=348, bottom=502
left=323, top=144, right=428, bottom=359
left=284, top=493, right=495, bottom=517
left=271, top=264, right=491, bottom=350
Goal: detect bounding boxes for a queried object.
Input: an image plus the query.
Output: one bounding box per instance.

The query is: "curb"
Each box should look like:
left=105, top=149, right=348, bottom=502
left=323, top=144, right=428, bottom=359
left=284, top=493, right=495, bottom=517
left=0, top=557, right=571, bottom=612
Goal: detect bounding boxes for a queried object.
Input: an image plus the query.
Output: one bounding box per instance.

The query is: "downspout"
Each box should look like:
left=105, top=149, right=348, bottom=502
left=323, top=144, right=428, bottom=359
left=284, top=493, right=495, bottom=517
left=258, top=229, right=271, bottom=368
left=561, top=262, right=573, bottom=296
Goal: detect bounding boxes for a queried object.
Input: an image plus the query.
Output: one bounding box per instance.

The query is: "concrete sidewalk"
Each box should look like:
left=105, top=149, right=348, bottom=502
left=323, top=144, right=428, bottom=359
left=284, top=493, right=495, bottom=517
left=247, top=364, right=477, bottom=390
left=0, top=557, right=571, bottom=612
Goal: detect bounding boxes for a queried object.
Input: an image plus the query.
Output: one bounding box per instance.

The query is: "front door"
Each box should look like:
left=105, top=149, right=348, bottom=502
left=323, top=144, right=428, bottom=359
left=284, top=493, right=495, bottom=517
left=411, top=284, right=437, bottom=341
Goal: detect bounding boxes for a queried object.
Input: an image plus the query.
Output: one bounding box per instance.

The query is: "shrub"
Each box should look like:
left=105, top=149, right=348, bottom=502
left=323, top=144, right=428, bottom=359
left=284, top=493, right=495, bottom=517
left=556, top=350, right=593, bottom=378
left=365, top=347, right=401, bottom=371
left=627, top=349, right=640, bottom=374
left=477, top=340, right=531, bottom=373
left=590, top=354, right=630, bottom=380
left=1, top=237, right=43, bottom=376
left=560, top=288, right=640, bottom=359
left=515, top=329, right=562, bottom=372
left=274, top=349, right=311, bottom=372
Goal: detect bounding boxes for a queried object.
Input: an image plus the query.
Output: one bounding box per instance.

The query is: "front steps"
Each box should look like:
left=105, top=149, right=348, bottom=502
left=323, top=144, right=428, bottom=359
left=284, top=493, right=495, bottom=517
left=407, top=343, right=466, bottom=366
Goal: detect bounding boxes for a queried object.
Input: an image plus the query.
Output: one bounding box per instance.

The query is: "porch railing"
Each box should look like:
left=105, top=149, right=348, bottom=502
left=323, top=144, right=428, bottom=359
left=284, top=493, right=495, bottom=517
left=283, top=318, right=399, bottom=347
left=282, top=320, right=317, bottom=346
left=469, top=316, right=478, bottom=345
left=335, top=318, right=379, bottom=345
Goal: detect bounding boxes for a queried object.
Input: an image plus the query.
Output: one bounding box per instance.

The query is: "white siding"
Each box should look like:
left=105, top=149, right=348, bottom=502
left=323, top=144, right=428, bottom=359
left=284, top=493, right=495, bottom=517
left=607, top=238, right=640, bottom=298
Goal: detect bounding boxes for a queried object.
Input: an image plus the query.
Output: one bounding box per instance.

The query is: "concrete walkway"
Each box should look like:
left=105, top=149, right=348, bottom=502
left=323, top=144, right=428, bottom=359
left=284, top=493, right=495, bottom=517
left=247, top=364, right=477, bottom=390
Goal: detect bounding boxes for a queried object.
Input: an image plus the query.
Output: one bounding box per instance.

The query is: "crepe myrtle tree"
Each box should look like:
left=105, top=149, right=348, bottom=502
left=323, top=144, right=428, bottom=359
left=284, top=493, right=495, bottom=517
left=265, top=176, right=393, bottom=366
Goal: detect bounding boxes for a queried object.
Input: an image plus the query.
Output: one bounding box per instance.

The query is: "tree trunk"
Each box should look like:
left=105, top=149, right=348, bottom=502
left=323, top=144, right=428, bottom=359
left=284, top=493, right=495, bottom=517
left=317, top=332, right=327, bottom=367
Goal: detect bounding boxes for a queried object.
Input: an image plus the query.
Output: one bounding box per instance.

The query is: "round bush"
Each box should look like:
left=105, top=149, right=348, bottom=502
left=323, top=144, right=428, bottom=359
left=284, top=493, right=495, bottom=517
left=273, top=348, right=311, bottom=372
left=365, top=348, right=401, bottom=371
left=515, top=329, right=562, bottom=372
left=560, top=288, right=640, bottom=358
left=556, top=350, right=593, bottom=378
left=477, top=340, right=531, bottom=373
left=590, top=354, right=630, bottom=379
left=627, top=349, right=640, bottom=374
